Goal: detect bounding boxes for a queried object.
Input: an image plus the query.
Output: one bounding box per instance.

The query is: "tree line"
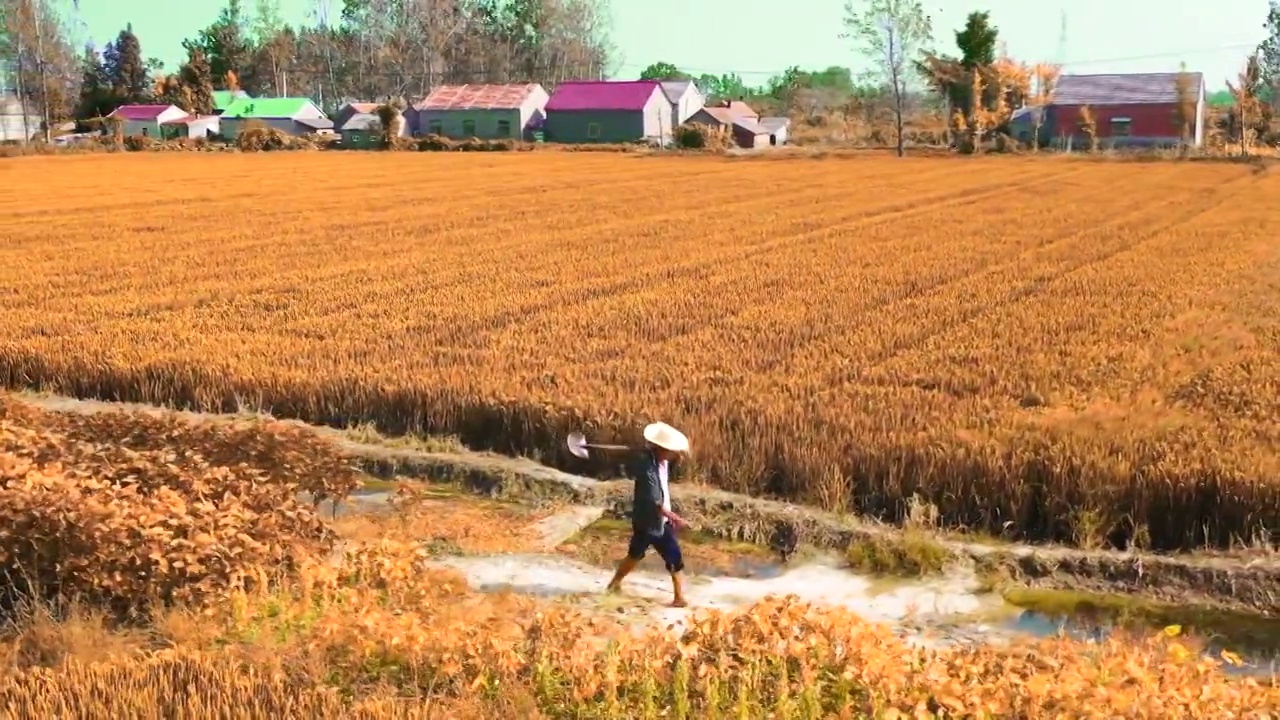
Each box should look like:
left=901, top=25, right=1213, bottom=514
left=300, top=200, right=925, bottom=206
left=1, top=0, right=614, bottom=137
left=3, top=0, right=1279, bottom=149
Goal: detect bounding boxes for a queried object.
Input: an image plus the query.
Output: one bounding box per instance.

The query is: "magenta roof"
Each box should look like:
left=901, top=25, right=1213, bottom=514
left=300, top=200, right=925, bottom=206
left=545, top=81, right=660, bottom=111
left=108, top=104, right=178, bottom=120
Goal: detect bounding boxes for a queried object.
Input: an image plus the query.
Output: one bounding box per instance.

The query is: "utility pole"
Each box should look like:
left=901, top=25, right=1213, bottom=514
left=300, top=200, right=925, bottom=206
left=31, top=0, right=51, bottom=142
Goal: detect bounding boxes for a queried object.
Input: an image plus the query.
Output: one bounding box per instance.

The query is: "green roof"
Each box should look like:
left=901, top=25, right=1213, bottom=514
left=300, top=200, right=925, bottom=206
left=221, top=97, right=316, bottom=118
left=212, top=90, right=250, bottom=109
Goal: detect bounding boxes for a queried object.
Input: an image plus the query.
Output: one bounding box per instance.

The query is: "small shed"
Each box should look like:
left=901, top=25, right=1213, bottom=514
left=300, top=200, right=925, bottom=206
left=160, top=114, right=221, bottom=139
left=219, top=97, right=333, bottom=138
left=338, top=110, right=407, bottom=148
left=1046, top=72, right=1206, bottom=148
left=106, top=104, right=189, bottom=137
left=413, top=84, right=549, bottom=140
left=686, top=106, right=770, bottom=148
left=660, top=80, right=705, bottom=125
left=758, top=117, right=790, bottom=146
left=212, top=89, right=251, bottom=114
left=0, top=91, right=40, bottom=141
left=543, top=81, right=672, bottom=144
left=333, top=102, right=381, bottom=131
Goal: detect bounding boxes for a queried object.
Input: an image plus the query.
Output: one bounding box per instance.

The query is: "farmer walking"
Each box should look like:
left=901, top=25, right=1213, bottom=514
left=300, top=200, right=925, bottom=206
left=605, top=421, right=691, bottom=607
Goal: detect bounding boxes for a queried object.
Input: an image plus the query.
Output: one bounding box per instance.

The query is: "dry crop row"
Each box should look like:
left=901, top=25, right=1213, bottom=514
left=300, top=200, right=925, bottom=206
left=0, top=397, right=359, bottom=609
left=1, top=153, right=1278, bottom=552
left=3, top=539, right=1275, bottom=718
left=0, top=397, right=1273, bottom=716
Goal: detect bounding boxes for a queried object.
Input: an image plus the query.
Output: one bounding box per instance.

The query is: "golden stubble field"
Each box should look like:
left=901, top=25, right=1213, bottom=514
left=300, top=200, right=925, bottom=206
left=1, top=152, right=1278, bottom=552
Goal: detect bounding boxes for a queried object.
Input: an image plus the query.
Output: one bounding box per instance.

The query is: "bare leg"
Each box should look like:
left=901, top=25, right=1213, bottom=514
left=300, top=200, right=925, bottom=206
left=670, top=571, right=688, bottom=607
left=606, top=556, right=639, bottom=593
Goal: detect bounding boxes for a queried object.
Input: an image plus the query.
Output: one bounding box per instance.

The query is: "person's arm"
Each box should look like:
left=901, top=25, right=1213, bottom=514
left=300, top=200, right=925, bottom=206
left=644, top=465, right=686, bottom=529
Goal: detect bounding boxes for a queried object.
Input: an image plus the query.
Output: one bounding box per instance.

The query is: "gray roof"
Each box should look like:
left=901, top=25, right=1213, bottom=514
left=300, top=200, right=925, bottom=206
left=732, top=117, right=769, bottom=134
left=337, top=112, right=380, bottom=131
left=758, top=117, right=790, bottom=132
left=1052, top=72, right=1204, bottom=106
left=297, top=116, right=335, bottom=130
left=660, top=80, right=695, bottom=103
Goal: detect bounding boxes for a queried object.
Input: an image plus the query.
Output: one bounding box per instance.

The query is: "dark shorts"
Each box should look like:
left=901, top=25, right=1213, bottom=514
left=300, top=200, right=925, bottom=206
left=627, top=524, right=684, bottom=573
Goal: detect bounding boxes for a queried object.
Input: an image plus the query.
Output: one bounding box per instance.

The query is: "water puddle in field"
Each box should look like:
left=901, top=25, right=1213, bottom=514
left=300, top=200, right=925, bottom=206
left=435, top=553, right=1279, bottom=678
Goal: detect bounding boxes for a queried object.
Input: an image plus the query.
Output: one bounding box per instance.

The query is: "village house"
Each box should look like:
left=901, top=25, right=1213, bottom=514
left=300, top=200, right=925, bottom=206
left=212, top=89, right=251, bottom=115
left=410, top=84, right=549, bottom=140
left=543, top=81, right=672, bottom=144
left=160, top=114, right=221, bottom=139
left=1044, top=71, right=1206, bottom=149
left=333, top=102, right=381, bottom=131
left=218, top=97, right=333, bottom=139
left=686, top=99, right=781, bottom=148
left=105, top=104, right=190, bottom=137
left=337, top=107, right=407, bottom=148
left=660, top=80, right=705, bottom=125
left=0, top=91, right=39, bottom=141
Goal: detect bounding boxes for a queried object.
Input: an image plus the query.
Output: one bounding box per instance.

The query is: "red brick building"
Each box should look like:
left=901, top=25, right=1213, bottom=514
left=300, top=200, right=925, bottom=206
left=1045, top=72, right=1206, bottom=148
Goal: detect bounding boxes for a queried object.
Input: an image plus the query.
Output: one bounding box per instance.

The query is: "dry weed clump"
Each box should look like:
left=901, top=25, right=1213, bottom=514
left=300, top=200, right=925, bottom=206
left=673, top=123, right=735, bottom=152
left=0, top=460, right=1266, bottom=719
left=0, top=398, right=358, bottom=611
left=2, top=154, right=1280, bottom=553
left=235, top=124, right=316, bottom=152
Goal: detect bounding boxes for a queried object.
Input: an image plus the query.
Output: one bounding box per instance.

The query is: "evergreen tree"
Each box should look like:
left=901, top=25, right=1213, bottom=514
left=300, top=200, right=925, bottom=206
left=954, top=11, right=998, bottom=69
left=103, top=23, right=150, bottom=103
left=178, top=46, right=216, bottom=115
left=74, top=44, right=116, bottom=121
left=183, top=0, right=252, bottom=89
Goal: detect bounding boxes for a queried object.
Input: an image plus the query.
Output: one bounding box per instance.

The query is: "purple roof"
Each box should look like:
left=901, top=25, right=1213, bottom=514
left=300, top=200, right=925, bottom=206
left=1052, top=72, right=1204, bottom=106
left=545, top=81, right=660, bottom=111
left=108, top=104, right=178, bottom=120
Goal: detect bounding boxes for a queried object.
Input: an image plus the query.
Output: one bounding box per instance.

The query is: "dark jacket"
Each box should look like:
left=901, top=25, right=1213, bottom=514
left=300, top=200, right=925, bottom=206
left=630, top=451, right=668, bottom=537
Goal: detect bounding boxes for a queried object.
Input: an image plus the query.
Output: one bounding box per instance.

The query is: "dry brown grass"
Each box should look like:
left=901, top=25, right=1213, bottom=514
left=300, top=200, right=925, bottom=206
left=0, top=399, right=1273, bottom=717
left=1, top=154, right=1279, bottom=554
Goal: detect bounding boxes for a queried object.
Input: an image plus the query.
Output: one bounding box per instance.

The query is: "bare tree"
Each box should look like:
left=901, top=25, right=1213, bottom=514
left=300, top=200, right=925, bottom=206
left=1229, top=56, right=1263, bottom=157
left=1172, top=62, right=1197, bottom=156
left=841, top=0, right=934, bottom=157
left=1028, top=62, right=1059, bottom=151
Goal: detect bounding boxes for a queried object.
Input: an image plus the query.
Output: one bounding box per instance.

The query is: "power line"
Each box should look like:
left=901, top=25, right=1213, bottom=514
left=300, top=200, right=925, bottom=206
left=609, top=42, right=1262, bottom=78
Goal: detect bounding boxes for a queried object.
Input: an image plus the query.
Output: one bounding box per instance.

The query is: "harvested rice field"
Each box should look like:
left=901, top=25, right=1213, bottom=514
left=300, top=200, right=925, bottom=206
left=1, top=152, right=1278, bottom=552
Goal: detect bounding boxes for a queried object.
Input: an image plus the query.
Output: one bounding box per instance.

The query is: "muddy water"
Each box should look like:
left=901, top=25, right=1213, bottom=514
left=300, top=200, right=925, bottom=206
left=436, top=553, right=1280, bottom=678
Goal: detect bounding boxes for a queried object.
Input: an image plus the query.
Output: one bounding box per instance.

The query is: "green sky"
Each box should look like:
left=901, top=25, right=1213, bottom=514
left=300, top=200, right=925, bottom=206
left=72, top=0, right=1272, bottom=90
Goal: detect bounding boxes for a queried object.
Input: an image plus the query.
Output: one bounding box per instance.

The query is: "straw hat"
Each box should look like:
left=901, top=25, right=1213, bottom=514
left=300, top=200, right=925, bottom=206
left=643, top=422, right=689, bottom=453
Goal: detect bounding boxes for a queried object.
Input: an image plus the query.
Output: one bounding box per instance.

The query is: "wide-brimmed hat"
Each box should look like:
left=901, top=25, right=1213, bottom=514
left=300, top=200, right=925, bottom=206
left=643, top=422, right=689, bottom=453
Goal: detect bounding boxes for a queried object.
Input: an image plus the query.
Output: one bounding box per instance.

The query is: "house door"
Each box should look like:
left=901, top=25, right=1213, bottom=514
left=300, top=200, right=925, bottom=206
left=769, top=134, right=777, bottom=146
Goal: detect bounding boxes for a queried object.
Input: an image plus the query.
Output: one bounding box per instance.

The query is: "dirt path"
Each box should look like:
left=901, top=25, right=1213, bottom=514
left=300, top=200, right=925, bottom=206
left=12, top=391, right=1280, bottom=617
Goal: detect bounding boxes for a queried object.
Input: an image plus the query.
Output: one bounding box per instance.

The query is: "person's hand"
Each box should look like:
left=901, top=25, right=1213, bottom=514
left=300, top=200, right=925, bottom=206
left=670, top=515, right=688, bottom=531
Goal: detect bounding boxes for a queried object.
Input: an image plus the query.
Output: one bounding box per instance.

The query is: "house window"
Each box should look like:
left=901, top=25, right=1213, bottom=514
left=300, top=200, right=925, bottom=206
left=461, top=119, right=476, bottom=136
left=496, top=119, right=512, bottom=137
left=427, top=119, right=442, bottom=135
left=1110, top=117, right=1132, bottom=137
left=586, top=122, right=601, bottom=139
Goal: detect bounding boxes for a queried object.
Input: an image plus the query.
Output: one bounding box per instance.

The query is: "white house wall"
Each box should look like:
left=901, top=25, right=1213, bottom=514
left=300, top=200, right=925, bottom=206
left=674, top=87, right=704, bottom=124
left=0, top=113, right=38, bottom=140
left=518, top=86, right=551, bottom=134
left=641, top=89, right=674, bottom=139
